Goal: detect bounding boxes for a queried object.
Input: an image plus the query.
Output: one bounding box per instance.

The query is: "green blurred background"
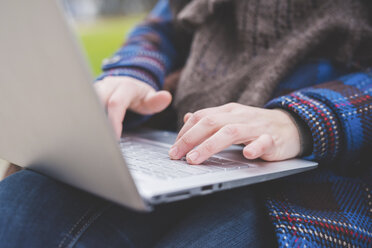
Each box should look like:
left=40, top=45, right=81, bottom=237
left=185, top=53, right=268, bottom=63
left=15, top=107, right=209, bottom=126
left=62, top=0, right=156, bottom=76
left=76, top=15, right=144, bottom=77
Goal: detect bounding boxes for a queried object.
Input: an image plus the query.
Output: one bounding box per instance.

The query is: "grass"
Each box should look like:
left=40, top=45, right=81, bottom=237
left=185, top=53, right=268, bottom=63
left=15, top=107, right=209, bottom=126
left=76, top=14, right=145, bottom=77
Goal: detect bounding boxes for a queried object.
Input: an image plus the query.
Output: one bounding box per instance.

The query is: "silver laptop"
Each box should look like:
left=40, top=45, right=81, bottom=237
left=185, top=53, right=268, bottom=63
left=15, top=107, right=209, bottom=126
left=0, top=0, right=317, bottom=211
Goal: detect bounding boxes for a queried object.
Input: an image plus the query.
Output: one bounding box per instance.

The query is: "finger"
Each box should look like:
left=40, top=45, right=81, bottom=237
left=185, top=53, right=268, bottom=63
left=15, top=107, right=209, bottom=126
left=183, top=112, right=192, bottom=123
left=186, top=124, right=257, bottom=165
left=134, top=90, right=172, bottom=115
left=176, top=104, right=233, bottom=142
left=243, top=134, right=274, bottom=160
left=94, top=81, right=118, bottom=108
left=107, top=87, right=132, bottom=139
left=169, top=114, right=227, bottom=160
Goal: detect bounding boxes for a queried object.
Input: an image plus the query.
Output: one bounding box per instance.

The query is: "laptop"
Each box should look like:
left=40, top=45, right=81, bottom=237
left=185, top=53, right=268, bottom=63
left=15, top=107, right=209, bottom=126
left=0, top=0, right=317, bottom=211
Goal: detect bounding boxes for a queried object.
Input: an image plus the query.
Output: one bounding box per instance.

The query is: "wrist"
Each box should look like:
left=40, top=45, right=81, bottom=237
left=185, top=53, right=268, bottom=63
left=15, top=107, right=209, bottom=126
left=274, top=109, right=312, bottom=157
left=271, top=109, right=302, bottom=157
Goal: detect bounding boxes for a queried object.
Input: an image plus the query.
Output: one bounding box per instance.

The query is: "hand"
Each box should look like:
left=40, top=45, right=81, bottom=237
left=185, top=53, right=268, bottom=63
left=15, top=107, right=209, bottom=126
left=169, top=103, right=301, bottom=164
left=94, top=76, right=172, bottom=139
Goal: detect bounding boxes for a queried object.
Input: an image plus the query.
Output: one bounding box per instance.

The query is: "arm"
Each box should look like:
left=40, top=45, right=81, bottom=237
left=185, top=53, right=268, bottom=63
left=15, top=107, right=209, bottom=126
left=266, top=71, right=372, bottom=169
left=97, top=0, right=179, bottom=89
left=95, top=0, right=188, bottom=137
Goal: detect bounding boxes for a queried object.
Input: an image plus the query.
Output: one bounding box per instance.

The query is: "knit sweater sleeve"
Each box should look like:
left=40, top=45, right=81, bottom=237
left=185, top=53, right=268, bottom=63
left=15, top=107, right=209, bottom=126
left=97, top=0, right=178, bottom=88
left=265, top=72, right=372, bottom=169
left=96, top=0, right=180, bottom=129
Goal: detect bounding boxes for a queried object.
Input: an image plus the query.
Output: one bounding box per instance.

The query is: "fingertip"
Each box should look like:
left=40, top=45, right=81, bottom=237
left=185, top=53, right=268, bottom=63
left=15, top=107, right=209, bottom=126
left=144, top=90, right=172, bottom=113
left=243, top=147, right=258, bottom=160
left=156, top=90, right=172, bottom=102
left=184, top=113, right=192, bottom=123
left=186, top=150, right=201, bottom=165
left=186, top=156, right=200, bottom=165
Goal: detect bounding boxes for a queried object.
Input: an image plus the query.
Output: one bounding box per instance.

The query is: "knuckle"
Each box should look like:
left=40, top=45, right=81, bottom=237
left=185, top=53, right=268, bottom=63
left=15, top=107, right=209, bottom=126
left=227, top=102, right=240, bottom=108
left=107, top=98, right=119, bottom=108
left=192, top=112, right=203, bottom=121
left=260, top=134, right=274, bottom=147
left=202, top=141, right=215, bottom=154
left=265, top=134, right=275, bottom=146
left=180, top=135, right=193, bottom=147
left=189, top=112, right=202, bottom=124
left=202, top=116, right=216, bottom=127
left=224, top=102, right=236, bottom=110
left=222, top=125, right=239, bottom=137
left=183, top=113, right=190, bottom=123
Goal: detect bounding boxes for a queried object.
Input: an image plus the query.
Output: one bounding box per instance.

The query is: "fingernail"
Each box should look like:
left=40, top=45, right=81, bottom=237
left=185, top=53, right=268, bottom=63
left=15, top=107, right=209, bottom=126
left=169, top=146, right=178, bottom=158
left=187, top=151, right=199, bottom=163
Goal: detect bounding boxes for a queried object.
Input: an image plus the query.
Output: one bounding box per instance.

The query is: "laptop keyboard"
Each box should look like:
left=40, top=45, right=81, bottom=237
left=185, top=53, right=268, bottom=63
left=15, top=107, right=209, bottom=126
left=120, top=138, right=250, bottom=180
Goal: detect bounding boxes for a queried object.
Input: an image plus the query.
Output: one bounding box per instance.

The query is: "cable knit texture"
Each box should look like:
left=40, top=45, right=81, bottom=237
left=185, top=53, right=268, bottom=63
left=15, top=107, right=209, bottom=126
left=170, top=0, right=372, bottom=126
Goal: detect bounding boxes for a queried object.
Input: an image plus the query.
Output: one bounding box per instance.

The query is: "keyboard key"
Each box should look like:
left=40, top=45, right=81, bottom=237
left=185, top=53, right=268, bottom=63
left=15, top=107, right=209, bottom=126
left=120, top=139, right=250, bottom=180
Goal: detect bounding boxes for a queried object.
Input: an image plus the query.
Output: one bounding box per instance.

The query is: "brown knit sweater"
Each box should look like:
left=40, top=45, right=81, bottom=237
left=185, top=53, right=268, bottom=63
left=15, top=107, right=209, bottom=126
left=169, top=0, right=372, bottom=125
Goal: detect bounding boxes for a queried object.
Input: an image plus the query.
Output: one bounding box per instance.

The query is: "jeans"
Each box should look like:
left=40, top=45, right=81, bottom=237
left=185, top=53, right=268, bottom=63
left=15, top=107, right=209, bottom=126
left=0, top=170, right=277, bottom=248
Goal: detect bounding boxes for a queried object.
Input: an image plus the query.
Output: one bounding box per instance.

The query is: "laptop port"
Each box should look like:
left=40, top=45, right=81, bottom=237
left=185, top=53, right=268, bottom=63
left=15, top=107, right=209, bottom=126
left=166, top=191, right=190, bottom=198
left=201, top=185, right=213, bottom=192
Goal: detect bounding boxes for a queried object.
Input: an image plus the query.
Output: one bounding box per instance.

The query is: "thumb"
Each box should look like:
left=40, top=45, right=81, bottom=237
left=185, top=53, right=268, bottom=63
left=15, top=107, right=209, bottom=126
left=135, top=90, right=172, bottom=115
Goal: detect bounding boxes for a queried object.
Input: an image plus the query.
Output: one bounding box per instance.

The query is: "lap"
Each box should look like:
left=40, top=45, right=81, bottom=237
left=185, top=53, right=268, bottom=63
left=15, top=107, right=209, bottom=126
left=0, top=170, right=276, bottom=248
left=155, top=185, right=276, bottom=248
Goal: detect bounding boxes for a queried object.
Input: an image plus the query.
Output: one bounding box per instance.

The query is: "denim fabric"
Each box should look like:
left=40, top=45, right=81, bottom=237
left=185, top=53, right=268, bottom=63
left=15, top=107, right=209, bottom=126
left=0, top=170, right=276, bottom=248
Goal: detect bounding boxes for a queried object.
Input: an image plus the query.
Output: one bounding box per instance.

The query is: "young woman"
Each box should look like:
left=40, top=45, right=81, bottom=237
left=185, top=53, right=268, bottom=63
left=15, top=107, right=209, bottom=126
left=0, top=0, right=371, bottom=247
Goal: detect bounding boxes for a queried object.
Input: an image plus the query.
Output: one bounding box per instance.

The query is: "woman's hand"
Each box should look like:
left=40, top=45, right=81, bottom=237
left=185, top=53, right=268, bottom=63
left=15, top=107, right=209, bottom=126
left=169, top=103, right=301, bottom=164
left=94, top=76, right=172, bottom=139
